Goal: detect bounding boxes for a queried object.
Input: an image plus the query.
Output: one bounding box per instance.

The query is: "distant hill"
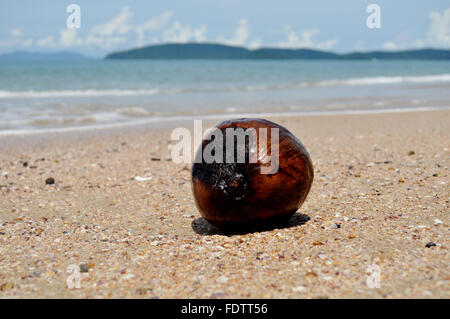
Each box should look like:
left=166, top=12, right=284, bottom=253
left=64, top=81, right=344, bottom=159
left=343, top=49, right=450, bottom=60
left=105, top=43, right=450, bottom=60
left=107, top=43, right=250, bottom=59
left=0, top=51, right=92, bottom=60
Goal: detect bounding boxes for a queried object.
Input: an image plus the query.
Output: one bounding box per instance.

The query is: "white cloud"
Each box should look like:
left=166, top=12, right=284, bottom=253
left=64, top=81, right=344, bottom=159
left=248, top=38, right=262, bottom=49
left=10, top=29, right=23, bottom=37
left=415, top=39, right=426, bottom=48
left=59, top=29, right=83, bottom=47
left=230, top=19, right=249, bottom=45
left=426, top=8, right=450, bottom=47
left=4, top=7, right=348, bottom=53
left=381, top=8, right=450, bottom=50
left=37, top=36, right=55, bottom=47
left=162, top=21, right=206, bottom=43
left=91, top=6, right=133, bottom=37
left=353, top=40, right=365, bottom=52
left=278, top=26, right=339, bottom=50
left=43, top=7, right=204, bottom=49
left=84, top=34, right=127, bottom=49
left=135, top=11, right=174, bottom=47
left=217, top=19, right=249, bottom=46
left=0, top=30, right=34, bottom=49
left=140, top=11, right=174, bottom=32
left=279, top=27, right=316, bottom=48
left=317, top=37, right=340, bottom=50
left=73, top=6, right=134, bottom=49
left=382, top=41, right=398, bottom=50
left=22, top=38, right=33, bottom=47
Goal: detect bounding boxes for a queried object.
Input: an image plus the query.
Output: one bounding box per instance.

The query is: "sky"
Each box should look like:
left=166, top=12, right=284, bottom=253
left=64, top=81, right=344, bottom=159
left=0, top=0, right=449, bottom=57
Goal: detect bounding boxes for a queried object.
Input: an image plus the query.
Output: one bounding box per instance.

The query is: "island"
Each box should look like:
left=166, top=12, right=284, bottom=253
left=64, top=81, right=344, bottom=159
left=105, top=43, right=450, bottom=60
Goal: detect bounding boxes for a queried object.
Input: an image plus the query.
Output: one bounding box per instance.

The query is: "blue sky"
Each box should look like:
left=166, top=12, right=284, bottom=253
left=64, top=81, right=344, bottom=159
left=1, top=0, right=449, bottom=56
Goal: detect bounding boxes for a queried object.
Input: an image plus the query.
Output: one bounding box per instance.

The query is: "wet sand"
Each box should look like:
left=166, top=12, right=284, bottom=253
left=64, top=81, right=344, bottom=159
left=0, top=109, right=449, bottom=298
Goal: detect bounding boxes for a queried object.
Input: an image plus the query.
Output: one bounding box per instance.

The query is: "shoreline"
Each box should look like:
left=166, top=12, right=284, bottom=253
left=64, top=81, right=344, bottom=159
left=0, top=105, right=449, bottom=138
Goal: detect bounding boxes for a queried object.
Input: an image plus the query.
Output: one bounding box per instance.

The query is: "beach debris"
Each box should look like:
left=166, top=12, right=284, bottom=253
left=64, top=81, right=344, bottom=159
left=121, top=273, right=135, bottom=280
left=0, top=282, right=14, bottom=291
left=425, top=242, right=437, bottom=248
left=134, top=175, right=152, bottom=182
left=292, top=286, right=306, bottom=293
left=79, top=264, right=90, bottom=273
left=136, top=288, right=152, bottom=295
left=434, top=219, right=443, bottom=225
left=192, top=118, right=314, bottom=229
left=216, top=275, right=228, bottom=283
left=305, top=271, right=318, bottom=279
left=328, top=223, right=341, bottom=229
left=151, top=157, right=161, bottom=161
left=45, top=177, right=55, bottom=185
left=408, top=151, right=415, bottom=156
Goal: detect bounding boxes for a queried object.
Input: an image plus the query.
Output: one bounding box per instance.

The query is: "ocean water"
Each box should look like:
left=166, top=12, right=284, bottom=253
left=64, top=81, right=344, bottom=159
left=1, top=59, right=450, bottom=134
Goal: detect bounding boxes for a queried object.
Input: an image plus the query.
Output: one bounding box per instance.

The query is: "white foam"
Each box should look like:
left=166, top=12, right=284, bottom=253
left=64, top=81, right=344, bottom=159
left=1, top=74, right=450, bottom=99
left=0, top=105, right=448, bottom=137
left=0, top=89, right=159, bottom=99
left=318, top=74, right=450, bottom=87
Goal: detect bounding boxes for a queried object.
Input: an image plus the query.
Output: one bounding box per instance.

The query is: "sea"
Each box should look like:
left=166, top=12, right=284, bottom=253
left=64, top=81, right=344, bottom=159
left=1, top=59, right=450, bottom=135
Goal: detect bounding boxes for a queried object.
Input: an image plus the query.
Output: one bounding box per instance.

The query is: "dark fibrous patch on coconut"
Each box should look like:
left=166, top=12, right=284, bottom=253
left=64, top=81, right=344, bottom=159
left=192, top=127, right=254, bottom=201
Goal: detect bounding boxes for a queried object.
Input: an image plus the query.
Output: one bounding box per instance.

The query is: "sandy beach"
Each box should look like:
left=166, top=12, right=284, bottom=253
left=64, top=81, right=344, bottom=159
left=0, top=109, right=448, bottom=298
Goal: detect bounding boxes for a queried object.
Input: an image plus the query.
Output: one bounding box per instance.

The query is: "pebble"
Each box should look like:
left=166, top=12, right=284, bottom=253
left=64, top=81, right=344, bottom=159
left=292, top=286, right=306, bottom=292
left=328, top=223, right=341, bottom=229
left=135, top=176, right=152, bottom=182
left=425, top=242, right=437, bottom=248
left=121, top=274, right=135, bottom=280
left=45, top=177, right=55, bottom=185
left=433, top=219, right=443, bottom=225
left=216, top=275, right=228, bottom=283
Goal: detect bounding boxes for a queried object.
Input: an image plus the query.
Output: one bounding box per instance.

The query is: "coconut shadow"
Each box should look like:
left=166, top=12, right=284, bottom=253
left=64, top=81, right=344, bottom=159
left=191, top=212, right=310, bottom=236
